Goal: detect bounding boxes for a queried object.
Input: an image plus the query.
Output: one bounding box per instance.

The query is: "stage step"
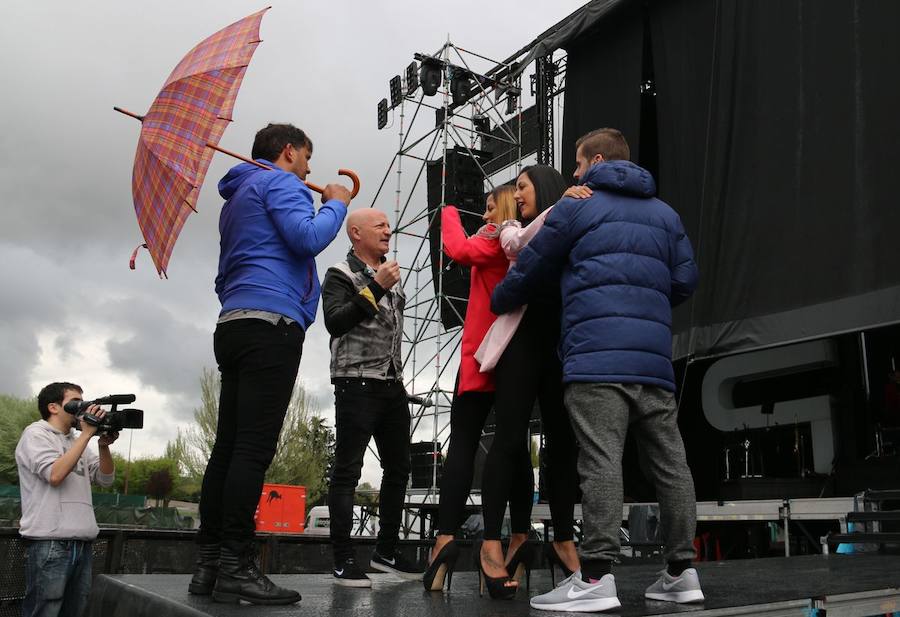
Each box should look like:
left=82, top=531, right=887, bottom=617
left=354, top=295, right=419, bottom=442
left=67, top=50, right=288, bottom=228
left=863, top=489, right=900, bottom=502
left=827, top=531, right=900, bottom=546
left=846, top=511, right=900, bottom=522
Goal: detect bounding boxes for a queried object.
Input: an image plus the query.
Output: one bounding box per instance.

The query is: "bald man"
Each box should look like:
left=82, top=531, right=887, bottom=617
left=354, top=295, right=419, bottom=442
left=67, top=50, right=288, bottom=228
left=321, top=208, right=420, bottom=586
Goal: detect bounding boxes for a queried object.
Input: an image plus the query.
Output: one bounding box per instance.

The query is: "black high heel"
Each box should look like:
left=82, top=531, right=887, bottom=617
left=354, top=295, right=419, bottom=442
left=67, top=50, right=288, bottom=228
left=505, top=542, right=535, bottom=590
left=423, top=541, right=460, bottom=592
left=476, top=542, right=517, bottom=600
left=543, top=542, right=575, bottom=587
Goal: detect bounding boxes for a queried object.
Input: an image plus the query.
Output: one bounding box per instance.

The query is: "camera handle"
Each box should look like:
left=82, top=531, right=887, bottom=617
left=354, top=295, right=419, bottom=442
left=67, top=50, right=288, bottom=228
left=80, top=402, right=120, bottom=428
left=81, top=412, right=102, bottom=427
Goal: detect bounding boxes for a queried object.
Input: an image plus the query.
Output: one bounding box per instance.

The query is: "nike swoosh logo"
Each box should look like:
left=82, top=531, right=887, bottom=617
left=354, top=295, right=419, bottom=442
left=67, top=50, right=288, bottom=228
left=567, top=584, right=602, bottom=599
left=335, top=569, right=344, bottom=576
left=661, top=580, right=679, bottom=591
left=383, top=557, right=396, bottom=565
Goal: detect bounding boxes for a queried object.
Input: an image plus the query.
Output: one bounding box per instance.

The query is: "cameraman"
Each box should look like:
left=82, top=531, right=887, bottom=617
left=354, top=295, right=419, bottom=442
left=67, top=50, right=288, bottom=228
left=15, top=382, right=117, bottom=617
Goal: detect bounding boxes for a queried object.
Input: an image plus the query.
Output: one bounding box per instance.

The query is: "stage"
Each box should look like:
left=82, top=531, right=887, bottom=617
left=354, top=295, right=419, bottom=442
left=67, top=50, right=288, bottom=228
left=88, top=553, right=900, bottom=617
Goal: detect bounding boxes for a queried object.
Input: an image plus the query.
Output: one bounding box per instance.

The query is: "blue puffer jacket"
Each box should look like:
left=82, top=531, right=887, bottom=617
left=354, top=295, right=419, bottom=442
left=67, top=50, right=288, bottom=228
left=216, top=160, right=347, bottom=329
left=491, top=160, right=698, bottom=391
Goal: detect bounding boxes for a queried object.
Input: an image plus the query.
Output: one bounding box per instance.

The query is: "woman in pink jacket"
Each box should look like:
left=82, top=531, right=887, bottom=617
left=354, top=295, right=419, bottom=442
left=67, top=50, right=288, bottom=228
left=424, top=186, right=530, bottom=596
left=478, top=165, right=581, bottom=595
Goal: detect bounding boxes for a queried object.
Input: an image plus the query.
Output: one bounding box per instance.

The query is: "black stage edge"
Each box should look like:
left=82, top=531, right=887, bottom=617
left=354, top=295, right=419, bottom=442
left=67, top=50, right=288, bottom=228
left=88, top=554, right=900, bottom=617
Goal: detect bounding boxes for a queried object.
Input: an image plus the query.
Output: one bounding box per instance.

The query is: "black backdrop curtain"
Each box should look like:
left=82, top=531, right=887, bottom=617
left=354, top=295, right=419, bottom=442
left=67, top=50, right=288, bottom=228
left=560, top=0, right=644, bottom=180
left=562, top=0, right=900, bottom=359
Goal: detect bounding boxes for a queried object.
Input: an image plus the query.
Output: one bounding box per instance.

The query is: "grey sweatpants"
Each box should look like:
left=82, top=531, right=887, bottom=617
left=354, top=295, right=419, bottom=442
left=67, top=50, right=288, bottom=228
left=565, top=382, right=697, bottom=564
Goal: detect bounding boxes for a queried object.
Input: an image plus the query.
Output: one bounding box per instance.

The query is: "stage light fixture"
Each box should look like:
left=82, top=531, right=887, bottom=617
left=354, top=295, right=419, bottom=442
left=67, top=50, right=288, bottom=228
left=450, top=68, right=474, bottom=107
left=473, top=114, right=491, bottom=137
left=419, top=57, right=442, bottom=97
left=505, top=90, right=519, bottom=115
left=377, top=98, right=388, bottom=130
left=389, top=75, right=403, bottom=108
left=406, top=61, right=419, bottom=95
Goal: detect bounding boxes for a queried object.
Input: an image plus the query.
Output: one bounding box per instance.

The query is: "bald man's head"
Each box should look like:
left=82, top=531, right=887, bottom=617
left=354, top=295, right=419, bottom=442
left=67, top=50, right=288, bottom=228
left=347, top=208, right=392, bottom=261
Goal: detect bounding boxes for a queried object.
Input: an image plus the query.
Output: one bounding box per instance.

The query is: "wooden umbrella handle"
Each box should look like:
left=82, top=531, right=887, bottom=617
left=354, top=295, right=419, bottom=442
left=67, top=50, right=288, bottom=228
left=306, top=169, right=361, bottom=199
left=205, top=143, right=359, bottom=199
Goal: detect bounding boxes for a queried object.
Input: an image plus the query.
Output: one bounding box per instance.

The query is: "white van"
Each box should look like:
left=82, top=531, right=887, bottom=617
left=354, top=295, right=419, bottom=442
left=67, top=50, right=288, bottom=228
left=305, top=505, right=379, bottom=536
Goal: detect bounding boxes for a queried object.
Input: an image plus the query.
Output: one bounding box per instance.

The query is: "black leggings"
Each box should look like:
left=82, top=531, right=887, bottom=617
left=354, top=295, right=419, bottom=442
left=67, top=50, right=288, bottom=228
left=481, top=309, right=578, bottom=541
left=436, top=389, right=533, bottom=536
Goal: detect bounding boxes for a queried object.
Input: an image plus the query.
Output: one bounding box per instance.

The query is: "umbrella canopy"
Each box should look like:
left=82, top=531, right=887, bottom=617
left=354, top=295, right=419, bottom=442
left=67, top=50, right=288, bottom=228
left=120, top=7, right=269, bottom=276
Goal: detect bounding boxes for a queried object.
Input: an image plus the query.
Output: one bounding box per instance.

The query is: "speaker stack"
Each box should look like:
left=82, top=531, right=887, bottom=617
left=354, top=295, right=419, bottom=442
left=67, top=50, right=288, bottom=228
left=410, top=440, right=443, bottom=488
left=425, top=147, right=488, bottom=329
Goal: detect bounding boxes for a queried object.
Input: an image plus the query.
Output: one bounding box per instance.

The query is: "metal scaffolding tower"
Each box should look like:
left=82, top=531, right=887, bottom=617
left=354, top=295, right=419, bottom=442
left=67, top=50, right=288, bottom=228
left=367, top=41, right=567, bottom=533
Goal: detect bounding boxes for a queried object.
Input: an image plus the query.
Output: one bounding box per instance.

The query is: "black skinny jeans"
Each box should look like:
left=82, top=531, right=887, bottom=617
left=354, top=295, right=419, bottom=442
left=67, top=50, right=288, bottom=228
left=328, top=377, right=411, bottom=564
left=481, top=308, right=578, bottom=541
left=436, top=388, right=533, bottom=536
left=197, top=318, right=304, bottom=555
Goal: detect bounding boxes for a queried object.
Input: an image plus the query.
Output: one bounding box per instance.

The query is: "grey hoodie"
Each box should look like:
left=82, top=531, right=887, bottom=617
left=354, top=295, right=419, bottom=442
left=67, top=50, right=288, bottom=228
left=15, top=420, right=115, bottom=540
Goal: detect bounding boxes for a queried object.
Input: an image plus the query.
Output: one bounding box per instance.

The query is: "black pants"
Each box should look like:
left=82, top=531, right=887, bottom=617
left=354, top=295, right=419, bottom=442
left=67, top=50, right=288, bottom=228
left=482, top=309, right=578, bottom=541
left=328, top=377, right=411, bottom=563
left=436, top=388, right=532, bottom=536
left=197, top=318, right=304, bottom=554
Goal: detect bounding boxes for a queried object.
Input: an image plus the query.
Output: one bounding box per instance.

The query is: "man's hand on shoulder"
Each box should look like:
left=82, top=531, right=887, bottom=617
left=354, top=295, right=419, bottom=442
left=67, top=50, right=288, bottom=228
left=323, top=183, right=352, bottom=206
left=563, top=185, right=593, bottom=200
left=373, top=260, right=401, bottom=290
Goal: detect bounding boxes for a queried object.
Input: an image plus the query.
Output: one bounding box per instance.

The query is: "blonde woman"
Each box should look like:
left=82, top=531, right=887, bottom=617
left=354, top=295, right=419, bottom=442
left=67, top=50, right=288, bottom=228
left=423, top=186, right=527, bottom=596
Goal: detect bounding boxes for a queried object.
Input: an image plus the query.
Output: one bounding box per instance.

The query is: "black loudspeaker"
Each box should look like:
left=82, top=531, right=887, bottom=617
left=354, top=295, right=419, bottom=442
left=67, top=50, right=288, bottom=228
left=426, top=148, right=487, bottom=329
left=410, top=441, right=443, bottom=488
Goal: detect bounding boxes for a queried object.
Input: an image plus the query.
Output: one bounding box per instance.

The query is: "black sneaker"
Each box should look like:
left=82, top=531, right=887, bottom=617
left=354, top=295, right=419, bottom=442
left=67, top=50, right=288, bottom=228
left=333, top=558, right=372, bottom=588
left=370, top=549, right=423, bottom=581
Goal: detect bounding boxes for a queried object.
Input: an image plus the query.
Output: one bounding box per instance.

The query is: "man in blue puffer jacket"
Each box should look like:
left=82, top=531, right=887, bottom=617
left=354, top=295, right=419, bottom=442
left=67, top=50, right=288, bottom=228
left=492, top=128, right=702, bottom=612
left=193, top=123, right=350, bottom=605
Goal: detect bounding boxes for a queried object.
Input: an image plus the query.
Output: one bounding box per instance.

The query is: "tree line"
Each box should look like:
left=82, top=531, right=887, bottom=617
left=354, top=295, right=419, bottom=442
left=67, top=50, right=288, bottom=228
left=0, top=369, right=335, bottom=510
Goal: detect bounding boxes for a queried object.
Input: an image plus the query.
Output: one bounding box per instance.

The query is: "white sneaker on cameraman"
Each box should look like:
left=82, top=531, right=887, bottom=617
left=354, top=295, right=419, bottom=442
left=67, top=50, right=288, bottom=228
left=644, top=567, right=704, bottom=603
left=530, top=571, right=621, bottom=612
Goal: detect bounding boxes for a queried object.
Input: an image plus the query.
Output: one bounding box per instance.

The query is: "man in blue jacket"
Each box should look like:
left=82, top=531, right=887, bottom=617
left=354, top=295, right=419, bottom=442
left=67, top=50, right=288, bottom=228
left=191, top=123, right=350, bottom=605
left=492, top=128, right=701, bottom=612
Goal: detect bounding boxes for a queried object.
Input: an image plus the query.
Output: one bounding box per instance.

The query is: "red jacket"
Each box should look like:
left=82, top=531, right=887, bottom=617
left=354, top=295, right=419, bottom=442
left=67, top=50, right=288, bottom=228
left=441, top=206, right=509, bottom=394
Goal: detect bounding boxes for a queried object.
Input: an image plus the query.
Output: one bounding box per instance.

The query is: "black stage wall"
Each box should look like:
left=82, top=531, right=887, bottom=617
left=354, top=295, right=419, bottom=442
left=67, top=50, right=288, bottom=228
left=560, top=0, right=900, bottom=360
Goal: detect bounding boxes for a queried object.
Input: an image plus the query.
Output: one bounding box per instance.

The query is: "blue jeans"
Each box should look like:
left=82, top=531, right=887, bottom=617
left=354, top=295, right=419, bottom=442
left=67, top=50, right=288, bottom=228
left=23, top=539, right=93, bottom=617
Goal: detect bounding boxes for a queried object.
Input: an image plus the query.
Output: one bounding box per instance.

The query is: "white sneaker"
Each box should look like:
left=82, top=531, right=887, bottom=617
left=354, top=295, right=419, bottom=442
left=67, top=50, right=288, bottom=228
left=644, top=567, right=704, bottom=603
left=530, top=571, right=621, bottom=612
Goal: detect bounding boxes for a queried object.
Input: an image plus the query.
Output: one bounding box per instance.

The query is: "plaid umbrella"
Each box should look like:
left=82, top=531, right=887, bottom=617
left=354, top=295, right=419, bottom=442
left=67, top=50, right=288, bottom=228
left=115, top=7, right=269, bottom=277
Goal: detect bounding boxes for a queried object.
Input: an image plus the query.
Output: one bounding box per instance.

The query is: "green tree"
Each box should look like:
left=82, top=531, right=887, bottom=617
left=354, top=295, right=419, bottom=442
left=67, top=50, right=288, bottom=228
left=355, top=482, right=378, bottom=508
left=146, top=468, right=174, bottom=507
left=0, top=394, right=40, bottom=484
left=166, top=370, right=335, bottom=508
left=112, top=455, right=179, bottom=497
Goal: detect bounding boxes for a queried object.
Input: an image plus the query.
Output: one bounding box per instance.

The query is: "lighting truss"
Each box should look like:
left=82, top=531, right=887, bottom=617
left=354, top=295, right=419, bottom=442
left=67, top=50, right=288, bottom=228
left=366, top=39, right=568, bottom=532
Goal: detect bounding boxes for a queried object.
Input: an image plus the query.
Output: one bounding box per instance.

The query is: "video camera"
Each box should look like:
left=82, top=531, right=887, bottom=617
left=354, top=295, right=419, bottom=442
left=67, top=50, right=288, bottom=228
left=63, top=394, right=144, bottom=435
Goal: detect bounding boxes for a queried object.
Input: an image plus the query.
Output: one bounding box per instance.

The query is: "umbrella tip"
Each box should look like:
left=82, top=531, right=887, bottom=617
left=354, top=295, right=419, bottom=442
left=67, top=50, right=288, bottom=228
left=114, top=107, right=145, bottom=122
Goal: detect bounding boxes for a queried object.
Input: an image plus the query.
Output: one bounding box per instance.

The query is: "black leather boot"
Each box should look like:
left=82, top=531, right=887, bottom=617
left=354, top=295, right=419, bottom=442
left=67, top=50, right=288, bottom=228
left=212, top=546, right=301, bottom=605
left=188, top=543, right=219, bottom=595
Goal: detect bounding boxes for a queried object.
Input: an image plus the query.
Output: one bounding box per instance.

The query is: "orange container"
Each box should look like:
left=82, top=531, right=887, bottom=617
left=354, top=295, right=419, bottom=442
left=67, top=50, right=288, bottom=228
left=254, top=483, right=306, bottom=533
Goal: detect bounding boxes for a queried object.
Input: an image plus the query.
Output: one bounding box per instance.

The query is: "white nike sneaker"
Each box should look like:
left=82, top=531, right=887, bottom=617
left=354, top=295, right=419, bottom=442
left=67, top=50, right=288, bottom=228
left=644, top=568, right=704, bottom=603
left=530, top=571, right=621, bottom=612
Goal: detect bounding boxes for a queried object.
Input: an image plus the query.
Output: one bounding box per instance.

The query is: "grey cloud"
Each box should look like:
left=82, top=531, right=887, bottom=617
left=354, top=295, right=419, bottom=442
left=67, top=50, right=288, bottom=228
left=0, top=0, right=589, bottom=465
left=101, top=299, right=214, bottom=411
left=0, top=244, right=72, bottom=396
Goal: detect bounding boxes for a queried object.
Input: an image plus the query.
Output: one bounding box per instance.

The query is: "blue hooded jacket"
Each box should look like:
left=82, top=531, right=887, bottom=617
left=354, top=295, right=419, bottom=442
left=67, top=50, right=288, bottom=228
left=491, top=160, right=698, bottom=391
left=215, top=161, right=347, bottom=329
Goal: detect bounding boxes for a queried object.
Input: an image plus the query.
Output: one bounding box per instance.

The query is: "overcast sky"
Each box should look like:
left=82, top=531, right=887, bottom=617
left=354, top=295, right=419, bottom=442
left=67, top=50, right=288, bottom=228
left=0, top=1, right=585, bottom=484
